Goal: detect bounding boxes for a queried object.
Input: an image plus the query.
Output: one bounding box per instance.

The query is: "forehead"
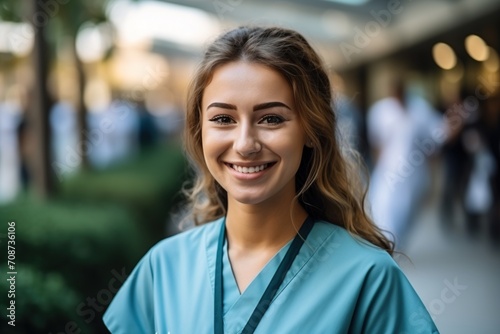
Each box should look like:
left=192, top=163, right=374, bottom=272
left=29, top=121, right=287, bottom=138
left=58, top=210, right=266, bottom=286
left=201, top=61, right=294, bottom=108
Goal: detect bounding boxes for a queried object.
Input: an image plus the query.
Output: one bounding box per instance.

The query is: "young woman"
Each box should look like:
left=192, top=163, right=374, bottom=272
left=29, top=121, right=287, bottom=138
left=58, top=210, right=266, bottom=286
left=103, top=26, right=438, bottom=334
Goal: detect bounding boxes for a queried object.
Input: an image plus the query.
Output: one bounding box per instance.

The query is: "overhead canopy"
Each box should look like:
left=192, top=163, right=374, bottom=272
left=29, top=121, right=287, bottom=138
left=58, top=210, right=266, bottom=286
left=109, top=0, right=500, bottom=69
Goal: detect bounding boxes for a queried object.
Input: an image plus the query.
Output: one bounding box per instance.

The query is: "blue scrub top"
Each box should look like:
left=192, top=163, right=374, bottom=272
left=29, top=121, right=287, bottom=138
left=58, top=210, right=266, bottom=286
left=103, top=218, right=439, bottom=333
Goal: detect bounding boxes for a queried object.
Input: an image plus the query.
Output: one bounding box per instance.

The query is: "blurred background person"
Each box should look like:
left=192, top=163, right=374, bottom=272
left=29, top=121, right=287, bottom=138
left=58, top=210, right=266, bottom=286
left=482, top=94, right=500, bottom=243
left=137, top=99, right=159, bottom=150
left=331, top=73, right=363, bottom=152
left=462, top=126, right=496, bottom=236
left=438, top=89, right=471, bottom=230
left=367, top=79, right=444, bottom=249
left=461, top=94, right=500, bottom=242
left=50, top=100, right=79, bottom=176
left=0, top=85, right=29, bottom=202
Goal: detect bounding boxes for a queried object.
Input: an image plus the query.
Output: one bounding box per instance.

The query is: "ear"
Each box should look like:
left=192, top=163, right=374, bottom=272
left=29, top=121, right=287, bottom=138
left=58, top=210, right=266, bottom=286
left=305, top=140, right=314, bottom=148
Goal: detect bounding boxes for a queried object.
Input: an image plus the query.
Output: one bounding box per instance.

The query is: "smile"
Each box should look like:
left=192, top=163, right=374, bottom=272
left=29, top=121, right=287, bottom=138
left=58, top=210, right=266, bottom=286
left=227, top=163, right=274, bottom=174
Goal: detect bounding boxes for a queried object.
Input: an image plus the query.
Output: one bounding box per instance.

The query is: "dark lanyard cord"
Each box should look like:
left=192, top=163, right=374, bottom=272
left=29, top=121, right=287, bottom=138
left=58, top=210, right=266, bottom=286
left=214, top=217, right=314, bottom=334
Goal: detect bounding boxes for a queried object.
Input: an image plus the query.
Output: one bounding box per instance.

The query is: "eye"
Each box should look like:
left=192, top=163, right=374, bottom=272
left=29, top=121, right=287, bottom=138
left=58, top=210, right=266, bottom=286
left=259, top=114, right=285, bottom=125
left=208, top=115, right=235, bottom=124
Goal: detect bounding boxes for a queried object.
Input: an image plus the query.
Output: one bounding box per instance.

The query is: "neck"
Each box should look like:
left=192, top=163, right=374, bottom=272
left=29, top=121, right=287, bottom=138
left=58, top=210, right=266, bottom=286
left=225, top=197, right=308, bottom=252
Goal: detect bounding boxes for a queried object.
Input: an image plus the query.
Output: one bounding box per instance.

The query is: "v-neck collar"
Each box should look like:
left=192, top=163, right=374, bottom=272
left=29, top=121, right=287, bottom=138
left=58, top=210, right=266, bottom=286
left=205, top=218, right=336, bottom=333
left=221, top=234, right=293, bottom=312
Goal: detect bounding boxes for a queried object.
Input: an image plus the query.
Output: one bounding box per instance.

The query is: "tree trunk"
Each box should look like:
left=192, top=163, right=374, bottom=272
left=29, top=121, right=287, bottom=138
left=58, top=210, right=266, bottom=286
left=30, top=0, right=53, bottom=198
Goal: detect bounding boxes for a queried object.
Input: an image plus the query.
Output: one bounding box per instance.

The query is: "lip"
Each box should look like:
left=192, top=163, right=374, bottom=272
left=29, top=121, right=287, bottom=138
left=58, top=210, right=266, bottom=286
left=224, top=161, right=276, bottom=180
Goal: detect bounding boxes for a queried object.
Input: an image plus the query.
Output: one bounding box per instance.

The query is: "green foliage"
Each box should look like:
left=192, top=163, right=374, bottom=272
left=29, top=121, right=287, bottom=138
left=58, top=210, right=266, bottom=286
left=0, top=0, right=108, bottom=27
left=0, top=265, right=86, bottom=333
left=0, top=197, right=143, bottom=333
left=0, top=0, right=23, bottom=21
left=59, top=143, right=189, bottom=244
left=2, top=197, right=145, bottom=268
left=0, top=143, right=190, bottom=333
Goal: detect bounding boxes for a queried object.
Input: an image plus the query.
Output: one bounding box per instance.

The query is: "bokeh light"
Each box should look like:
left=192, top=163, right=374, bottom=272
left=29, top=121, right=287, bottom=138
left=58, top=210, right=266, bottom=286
left=465, top=34, right=490, bottom=61
left=432, top=42, right=457, bottom=70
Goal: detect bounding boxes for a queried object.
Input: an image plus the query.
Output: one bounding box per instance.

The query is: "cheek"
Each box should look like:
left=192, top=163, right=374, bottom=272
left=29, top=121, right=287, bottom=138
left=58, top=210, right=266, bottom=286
left=265, top=128, right=305, bottom=152
left=201, top=127, right=229, bottom=161
left=273, top=142, right=305, bottom=171
left=201, top=127, right=215, bottom=165
left=283, top=134, right=306, bottom=165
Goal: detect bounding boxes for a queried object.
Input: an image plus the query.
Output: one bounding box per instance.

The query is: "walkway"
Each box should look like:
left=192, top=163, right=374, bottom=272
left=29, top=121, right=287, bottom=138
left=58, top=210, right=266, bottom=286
left=401, top=191, right=500, bottom=333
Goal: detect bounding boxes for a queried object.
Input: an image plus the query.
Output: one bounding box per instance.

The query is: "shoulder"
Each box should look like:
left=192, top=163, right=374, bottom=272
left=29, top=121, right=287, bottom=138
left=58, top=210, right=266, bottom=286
left=147, top=217, right=223, bottom=261
left=313, top=221, right=390, bottom=256
left=313, top=222, right=438, bottom=332
left=312, top=220, right=398, bottom=274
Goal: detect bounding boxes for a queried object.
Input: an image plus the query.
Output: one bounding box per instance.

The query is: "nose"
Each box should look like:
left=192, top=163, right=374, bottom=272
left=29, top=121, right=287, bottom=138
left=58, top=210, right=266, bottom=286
left=233, top=123, right=261, bottom=157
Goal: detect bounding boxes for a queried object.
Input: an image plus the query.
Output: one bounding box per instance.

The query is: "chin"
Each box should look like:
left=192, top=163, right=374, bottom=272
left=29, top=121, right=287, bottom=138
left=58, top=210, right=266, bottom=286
left=229, top=191, right=270, bottom=206
left=232, top=196, right=265, bottom=206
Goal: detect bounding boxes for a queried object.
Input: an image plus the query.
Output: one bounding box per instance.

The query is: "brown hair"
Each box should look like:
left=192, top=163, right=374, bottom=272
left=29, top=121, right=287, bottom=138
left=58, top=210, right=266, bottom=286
left=184, top=26, right=394, bottom=254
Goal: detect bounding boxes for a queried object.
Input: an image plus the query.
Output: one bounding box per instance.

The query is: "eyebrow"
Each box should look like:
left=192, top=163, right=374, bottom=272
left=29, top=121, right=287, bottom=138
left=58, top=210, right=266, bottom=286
left=206, top=101, right=291, bottom=111
left=206, top=102, right=237, bottom=110
left=253, top=102, right=291, bottom=111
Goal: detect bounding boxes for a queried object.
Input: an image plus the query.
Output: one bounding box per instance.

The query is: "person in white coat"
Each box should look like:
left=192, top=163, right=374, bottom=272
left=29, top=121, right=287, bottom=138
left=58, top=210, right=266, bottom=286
left=368, top=80, right=443, bottom=248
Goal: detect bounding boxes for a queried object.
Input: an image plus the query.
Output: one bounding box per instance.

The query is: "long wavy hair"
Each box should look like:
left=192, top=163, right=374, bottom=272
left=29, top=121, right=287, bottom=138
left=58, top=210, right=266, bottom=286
left=184, top=26, right=394, bottom=254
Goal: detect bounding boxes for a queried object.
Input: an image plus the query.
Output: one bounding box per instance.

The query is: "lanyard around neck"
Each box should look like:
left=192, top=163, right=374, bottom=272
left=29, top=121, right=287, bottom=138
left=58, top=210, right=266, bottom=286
left=214, top=216, right=315, bottom=334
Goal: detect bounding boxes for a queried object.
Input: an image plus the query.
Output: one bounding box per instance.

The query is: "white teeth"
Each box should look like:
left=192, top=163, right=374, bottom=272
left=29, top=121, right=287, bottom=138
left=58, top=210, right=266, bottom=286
left=232, top=164, right=268, bottom=174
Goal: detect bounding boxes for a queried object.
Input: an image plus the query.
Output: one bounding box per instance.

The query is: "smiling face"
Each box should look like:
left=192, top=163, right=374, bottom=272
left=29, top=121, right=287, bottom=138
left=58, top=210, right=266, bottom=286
left=201, top=61, right=307, bottom=208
